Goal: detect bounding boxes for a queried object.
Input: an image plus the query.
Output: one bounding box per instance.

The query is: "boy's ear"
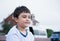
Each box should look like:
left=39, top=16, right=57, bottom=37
left=14, top=17, right=18, bottom=22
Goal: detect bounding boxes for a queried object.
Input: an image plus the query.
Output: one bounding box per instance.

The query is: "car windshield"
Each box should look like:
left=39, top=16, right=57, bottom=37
left=34, top=30, right=46, bottom=36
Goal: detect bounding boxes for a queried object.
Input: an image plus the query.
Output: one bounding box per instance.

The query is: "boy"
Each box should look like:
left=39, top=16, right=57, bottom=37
left=6, top=6, right=34, bottom=41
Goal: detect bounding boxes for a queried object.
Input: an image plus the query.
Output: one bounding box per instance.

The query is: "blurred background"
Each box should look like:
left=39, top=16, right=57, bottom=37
left=0, top=0, right=60, bottom=41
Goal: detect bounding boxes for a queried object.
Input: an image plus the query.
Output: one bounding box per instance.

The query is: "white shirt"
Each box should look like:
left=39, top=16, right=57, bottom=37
left=6, top=25, right=34, bottom=41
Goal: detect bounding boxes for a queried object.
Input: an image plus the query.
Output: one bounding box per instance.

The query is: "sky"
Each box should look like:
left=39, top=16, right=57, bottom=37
left=0, top=0, right=60, bottom=31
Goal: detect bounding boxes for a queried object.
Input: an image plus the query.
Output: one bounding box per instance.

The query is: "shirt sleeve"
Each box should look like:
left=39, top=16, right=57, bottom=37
left=6, top=34, right=20, bottom=41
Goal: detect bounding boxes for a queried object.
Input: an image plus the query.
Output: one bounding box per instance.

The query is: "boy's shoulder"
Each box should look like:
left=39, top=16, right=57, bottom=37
left=7, top=25, right=18, bottom=35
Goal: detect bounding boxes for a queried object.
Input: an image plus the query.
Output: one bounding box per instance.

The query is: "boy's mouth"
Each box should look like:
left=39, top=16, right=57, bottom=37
left=25, top=22, right=30, bottom=24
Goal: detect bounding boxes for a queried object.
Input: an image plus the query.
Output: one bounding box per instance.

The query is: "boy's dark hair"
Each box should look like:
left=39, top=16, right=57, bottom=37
left=13, top=6, right=30, bottom=18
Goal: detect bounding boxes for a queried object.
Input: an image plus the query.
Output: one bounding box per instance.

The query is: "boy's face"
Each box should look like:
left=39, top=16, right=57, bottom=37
left=15, top=12, right=31, bottom=28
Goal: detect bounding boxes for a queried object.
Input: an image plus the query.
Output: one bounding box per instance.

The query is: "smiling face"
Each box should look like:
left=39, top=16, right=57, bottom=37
left=15, top=12, right=31, bottom=28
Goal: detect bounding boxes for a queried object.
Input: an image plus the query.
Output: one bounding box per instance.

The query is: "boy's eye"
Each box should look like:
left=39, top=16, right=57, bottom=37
left=22, top=16, right=26, bottom=18
left=22, top=16, right=31, bottom=19
left=22, top=15, right=31, bottom=19
left=28, top=16, right=31, bottom=19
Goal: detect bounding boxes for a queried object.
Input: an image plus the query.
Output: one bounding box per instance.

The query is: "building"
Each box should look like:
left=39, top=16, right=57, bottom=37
left=4, top=14, right=16, bottom=26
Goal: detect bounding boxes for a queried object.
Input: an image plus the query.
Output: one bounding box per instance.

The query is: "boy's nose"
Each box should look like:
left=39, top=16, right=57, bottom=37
left=26, top=17, right=30, bottom=21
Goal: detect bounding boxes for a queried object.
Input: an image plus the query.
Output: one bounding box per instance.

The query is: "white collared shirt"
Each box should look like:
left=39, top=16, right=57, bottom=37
left=6, top=25, right=34, bottom=41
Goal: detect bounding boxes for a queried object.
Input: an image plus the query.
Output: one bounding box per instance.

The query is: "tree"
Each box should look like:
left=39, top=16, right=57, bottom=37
left=46, top=29, right=53, bottom=38
left=2, top=23, right=12, bottom=34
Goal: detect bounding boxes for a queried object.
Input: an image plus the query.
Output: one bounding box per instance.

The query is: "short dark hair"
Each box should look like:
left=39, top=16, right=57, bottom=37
left=13, top=6, right=30, bottom=18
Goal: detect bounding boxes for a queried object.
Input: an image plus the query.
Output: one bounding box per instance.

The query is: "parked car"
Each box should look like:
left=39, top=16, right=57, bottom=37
left=50, top=32, right=60, bottom=41
left=33, top=29, right=47, bottom=38
left=28, top=26, right=47, bottom=38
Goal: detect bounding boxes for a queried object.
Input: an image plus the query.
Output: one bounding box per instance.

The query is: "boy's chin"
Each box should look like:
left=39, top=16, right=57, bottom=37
left=25, top=24, right=29, bottom=27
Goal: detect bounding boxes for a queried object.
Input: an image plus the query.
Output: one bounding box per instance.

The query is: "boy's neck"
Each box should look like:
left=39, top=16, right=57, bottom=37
left=17, top=25, right=26, bottom=34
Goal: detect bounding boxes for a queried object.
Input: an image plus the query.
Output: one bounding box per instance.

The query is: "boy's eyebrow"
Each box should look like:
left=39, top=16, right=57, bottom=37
left=21, top=15, right=31, bottom=17
left=21, top=14, right=31, bottom=16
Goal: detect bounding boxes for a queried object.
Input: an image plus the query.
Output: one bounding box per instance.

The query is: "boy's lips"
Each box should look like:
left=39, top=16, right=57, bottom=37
left=25, top=22, right=30, bottom=24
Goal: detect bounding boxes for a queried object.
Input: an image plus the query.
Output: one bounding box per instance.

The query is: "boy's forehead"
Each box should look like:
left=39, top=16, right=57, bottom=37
left=20, top=13, right=31, bottom=16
